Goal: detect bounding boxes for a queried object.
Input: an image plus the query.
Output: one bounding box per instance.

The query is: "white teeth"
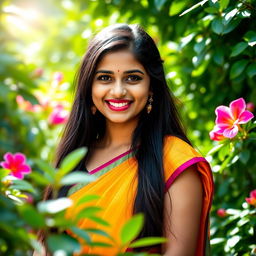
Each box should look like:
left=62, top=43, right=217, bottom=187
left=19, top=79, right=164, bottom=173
left=108, top=102, right=129, bottom=107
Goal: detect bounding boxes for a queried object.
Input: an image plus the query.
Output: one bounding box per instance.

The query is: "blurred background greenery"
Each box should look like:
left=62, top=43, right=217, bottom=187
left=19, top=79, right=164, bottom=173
left=0, top=0, right=255, bottom=255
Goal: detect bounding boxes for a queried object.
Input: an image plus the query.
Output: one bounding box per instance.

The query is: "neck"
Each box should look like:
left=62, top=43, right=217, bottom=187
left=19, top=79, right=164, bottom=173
left=99, top=119, right=138, bottom=149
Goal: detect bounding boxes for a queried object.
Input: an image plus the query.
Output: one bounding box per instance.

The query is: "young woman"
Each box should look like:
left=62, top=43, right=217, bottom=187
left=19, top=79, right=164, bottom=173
left=55, top=24, right=213, bottom=255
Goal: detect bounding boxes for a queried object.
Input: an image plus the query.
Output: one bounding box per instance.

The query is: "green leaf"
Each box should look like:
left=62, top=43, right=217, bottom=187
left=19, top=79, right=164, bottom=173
left=222, top=19, right=240, bottom=34
left=86, top=228, right=111, bottom=239
left=169, top=1, right=187, bottom=16
left=70, top=227, right=91, bottom=243
left=129, top=237, right=166, bottom=248
left=213, top=47, right=225, bottom=65
left=19, top=204, right=45, bottom=228
left=47, top=234, right=80, bottom=253
left=194, top=40, right=206, bottom=54
left=239, top=150, right=250, bottom=164
left=58, top=147, right=87, bottom=178
left=0, top=168, right=11, bottom=180
left=207, top=143, right=225, bottom=156
left=37, top=198, right=73, bottom=214
left=88, top=241, right=113, bottom=248
left=75, top=206, right=102, bottom=221
left=230, top=60, right=249, bottom=79
left=179, top=0, right=208, bottom=16
left=87, top=216, right=110, bottom=227
left=120, top=214, right=144, bottom=245
left=76, top=194, right=101, bottom=206
left=34, top=159, right=56, bottom=180
left=154, top=0, right=167, bottom=11
left=218, top=143, right=230, bottom=161
left=29, top=172, right=51, bottom=186
left=211, top=18, right=224, bottom=34
left=243, top=31, right=256, bottom=47
left=246, top=63, right=256, bottom=78
left=10, top=179, right=35, bottom=193
left=230, top=42, right=248, bottom=57
left=210, top=238, right=225, bottom=245
left=220, top=0, right=229, bottom=10
left=60, top=171, right=95, bottom=186
left=205, top=7, right=219, bottom=14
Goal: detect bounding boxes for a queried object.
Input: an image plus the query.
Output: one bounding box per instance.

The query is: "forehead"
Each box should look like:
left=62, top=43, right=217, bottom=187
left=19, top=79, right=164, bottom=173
left=96, top=50, right=146, bottom=71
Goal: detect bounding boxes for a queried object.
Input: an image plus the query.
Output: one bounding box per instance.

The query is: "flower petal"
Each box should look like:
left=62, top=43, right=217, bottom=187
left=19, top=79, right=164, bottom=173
left=246, top=198, right=252, bottom=204
left=209, top=126, right=226, bottom=141
left=11, top=171, right=24, bottom=179
left=215, top=106, right=234, bottom=126
left=250, top=189, right=256, bottom=198
left=13, top=153, right=26, bottom=165
left=3, top=153, right=14, bottom=164
left=238, top=110, right=254, bottom=124
left=0, top=162, right=11, bottom=169
left=223, top=125, right=238, bottom=138
left=230, top=98, right=246, bottom=120
left=19, top=165, right=31, bottom=174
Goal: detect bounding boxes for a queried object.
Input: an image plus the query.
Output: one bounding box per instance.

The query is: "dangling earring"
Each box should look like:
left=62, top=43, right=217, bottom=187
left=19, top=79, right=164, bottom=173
left=91, top=105, right=97, bottom=115
left=147, top=95, right=153, bottom=114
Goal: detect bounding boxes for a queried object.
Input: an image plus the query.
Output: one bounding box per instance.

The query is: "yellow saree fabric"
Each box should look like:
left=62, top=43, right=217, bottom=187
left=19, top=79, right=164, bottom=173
left=66, top=135, right=214, bottom=255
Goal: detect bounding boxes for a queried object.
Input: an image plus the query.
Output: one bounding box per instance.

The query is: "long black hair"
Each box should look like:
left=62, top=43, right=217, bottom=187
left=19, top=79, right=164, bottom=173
left=54, top=24, right=190, bottom=240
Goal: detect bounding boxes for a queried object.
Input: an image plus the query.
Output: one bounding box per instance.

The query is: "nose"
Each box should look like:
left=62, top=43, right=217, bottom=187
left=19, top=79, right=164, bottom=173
left=110, top=80, right=126, bottom=97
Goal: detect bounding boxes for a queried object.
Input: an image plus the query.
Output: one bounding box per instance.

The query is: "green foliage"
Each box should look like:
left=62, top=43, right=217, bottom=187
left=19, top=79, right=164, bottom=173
left=0, top=0, right=255, bottom=255
left=0, top=151, right=165, bottom=255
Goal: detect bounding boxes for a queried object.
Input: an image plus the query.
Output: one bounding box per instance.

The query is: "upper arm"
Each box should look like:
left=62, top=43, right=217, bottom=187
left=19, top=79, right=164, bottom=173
left=163, top=165, right=203, bottom=256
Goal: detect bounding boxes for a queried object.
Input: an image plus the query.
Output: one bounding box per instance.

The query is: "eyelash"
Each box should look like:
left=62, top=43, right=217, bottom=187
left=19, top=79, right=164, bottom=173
left=96, top=75, right=142, bottom=82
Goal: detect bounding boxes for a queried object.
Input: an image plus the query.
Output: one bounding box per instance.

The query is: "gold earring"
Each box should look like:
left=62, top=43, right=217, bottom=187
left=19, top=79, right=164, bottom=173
left=147, top=95, right=153, bottom=114
left=91, top=105, right=97, bottom=115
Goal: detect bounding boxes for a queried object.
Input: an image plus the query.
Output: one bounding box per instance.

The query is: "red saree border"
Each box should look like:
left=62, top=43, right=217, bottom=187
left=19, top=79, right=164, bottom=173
left=165, top=157, right=207, bottom=191
left=89, top=148, right=134, bottom=175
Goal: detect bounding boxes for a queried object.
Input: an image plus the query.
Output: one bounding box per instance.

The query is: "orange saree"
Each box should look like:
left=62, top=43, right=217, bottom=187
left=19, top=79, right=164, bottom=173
left=66, top=136, right=214, bottom=255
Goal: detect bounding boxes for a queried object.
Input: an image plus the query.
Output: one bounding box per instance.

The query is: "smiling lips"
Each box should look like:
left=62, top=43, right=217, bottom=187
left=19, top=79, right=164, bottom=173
left=105, top=99, right=132, bottom=111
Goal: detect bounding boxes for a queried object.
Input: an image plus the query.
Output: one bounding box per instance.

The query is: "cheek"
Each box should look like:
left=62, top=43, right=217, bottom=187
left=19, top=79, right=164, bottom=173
left=91, top=85, right=103, bottom=103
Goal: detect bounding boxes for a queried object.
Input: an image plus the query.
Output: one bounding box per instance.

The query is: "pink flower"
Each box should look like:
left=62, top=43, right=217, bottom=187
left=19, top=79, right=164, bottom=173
left=246, top=102, right=255, bottom=112
left=32, top=68, right=44, bottom=78
left=245, top=189, right=256, bottom=207
left=16, top=95, right=42, bottom=112
left=53, top=71, right=64, bottom=83
left=209, top=126, right=226, bottom=141
left=217, top=208, right=227, bottom=217
left=48, top=104, right=69, bottom=125
left=0, top=153, right=31, bottom=179
left=210, top=98, right=254, bottom=139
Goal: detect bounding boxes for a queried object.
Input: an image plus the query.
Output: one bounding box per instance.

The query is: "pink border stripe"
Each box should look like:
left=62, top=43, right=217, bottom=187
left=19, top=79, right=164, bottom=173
left=89, top=149, right=133, bottom=175
left=165, top=157, right=207, bottom=191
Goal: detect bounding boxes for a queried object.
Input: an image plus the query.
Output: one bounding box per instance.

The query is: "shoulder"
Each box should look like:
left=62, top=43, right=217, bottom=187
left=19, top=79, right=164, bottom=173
left=162, top=135, right=210, bottom=189
left=163, top=135, right=199, bottom=157
left=162, top=135, right=203, bottom=169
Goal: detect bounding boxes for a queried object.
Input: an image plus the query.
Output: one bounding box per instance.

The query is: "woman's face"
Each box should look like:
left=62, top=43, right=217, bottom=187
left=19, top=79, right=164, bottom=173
left=92, top=49, right=151, bottom=125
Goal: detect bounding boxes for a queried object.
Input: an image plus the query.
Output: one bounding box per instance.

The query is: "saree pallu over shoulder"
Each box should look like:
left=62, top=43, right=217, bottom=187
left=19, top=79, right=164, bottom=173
left=163, top=136, right=214, bottom=256
left=66, top=135, right=214, bottom=256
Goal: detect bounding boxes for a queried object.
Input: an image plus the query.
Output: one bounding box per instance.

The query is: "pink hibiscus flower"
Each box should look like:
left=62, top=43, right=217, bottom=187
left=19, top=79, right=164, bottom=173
left=246, top=189, right=256, bottom=207
left=0, top=152, right=31, bottom=179
left=48, top=104, right=69, bottom=125
left=209, top=126, right=226, bottom=141
left=210, top=98, right=254, bottom=140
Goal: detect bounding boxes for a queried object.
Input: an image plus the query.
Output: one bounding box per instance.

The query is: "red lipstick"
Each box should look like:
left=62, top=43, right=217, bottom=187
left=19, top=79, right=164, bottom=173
left=105, top=99, right=132, bottom=111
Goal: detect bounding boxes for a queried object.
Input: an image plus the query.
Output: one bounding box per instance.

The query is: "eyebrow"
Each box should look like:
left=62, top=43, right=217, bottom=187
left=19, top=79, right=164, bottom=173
left=95, top=69, right=145, bottom=75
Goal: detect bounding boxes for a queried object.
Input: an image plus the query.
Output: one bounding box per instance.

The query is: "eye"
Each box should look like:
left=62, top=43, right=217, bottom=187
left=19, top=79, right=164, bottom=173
left=126, top=75, right=142, bottom=82
left=96, top=75, right=112, bottom=82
